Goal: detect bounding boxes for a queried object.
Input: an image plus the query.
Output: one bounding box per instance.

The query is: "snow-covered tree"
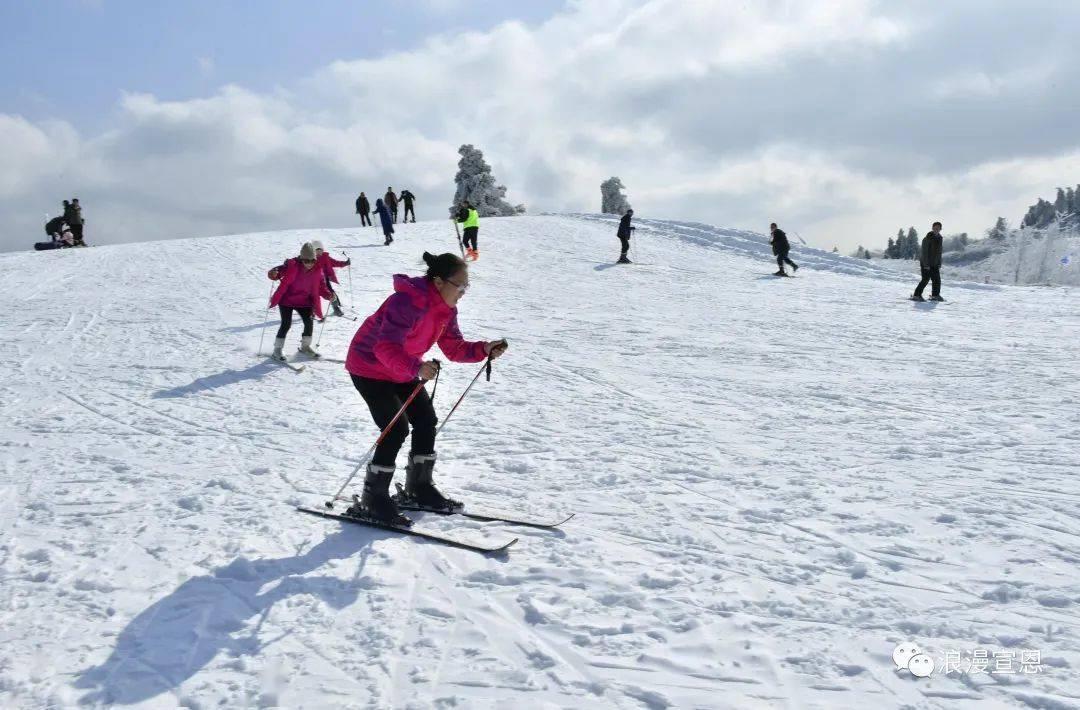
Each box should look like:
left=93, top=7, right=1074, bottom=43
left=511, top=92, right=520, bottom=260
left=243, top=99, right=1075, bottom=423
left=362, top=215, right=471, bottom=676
left=600, top=177, right=632, bottom=215
left=448, top=144, right=526, bottom=217
left=988, top=217, right=1009, bottom=240
left=885, top=238, right=896, bottom=258
left=905, top=227, right=919, bottom=260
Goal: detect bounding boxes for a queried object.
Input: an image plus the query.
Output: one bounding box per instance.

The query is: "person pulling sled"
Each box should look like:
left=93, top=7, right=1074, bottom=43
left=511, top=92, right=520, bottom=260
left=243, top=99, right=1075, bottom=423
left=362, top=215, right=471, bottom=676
left=343, top=251, right=508, bottom=524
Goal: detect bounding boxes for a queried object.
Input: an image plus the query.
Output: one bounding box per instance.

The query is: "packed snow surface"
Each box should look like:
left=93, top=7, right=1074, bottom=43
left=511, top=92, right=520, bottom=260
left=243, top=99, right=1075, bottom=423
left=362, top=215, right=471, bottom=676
left=1, top=215, right=1078, bottom=709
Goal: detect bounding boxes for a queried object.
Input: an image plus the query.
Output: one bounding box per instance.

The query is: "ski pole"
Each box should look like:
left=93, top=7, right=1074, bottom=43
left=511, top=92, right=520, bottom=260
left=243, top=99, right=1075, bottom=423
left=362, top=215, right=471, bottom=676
left=326, top=375, right=433, bottom=508
left=315, top=306, right=328, bottom=348
left=434, top=356, right=493, bottom=437
left=345, top=251, right=354, bottom=310
left=453, top=219, right=465, bottom=258
left=257, top=279, right=274, bottom=356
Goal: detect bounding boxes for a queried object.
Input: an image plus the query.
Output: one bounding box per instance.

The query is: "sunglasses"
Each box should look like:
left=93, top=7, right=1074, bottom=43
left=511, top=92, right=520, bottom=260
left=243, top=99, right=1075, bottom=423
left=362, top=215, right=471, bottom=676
left=445, top=277, right=470, bottom=294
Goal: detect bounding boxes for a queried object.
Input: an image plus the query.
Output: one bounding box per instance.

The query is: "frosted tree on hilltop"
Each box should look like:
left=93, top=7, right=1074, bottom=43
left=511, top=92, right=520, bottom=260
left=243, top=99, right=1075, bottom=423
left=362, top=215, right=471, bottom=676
left=448, top=144, right=525, bottom=217
left=600, top=177, right=632, bottom=215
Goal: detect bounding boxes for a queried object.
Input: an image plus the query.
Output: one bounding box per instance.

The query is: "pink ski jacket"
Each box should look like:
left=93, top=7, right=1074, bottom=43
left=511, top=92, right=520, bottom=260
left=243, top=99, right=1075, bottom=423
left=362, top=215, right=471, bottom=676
left=318, top=252, right=349, bottom=284
left=268, top=258, right=325, bottom=318
left=346, top=274, right=488, bottom=382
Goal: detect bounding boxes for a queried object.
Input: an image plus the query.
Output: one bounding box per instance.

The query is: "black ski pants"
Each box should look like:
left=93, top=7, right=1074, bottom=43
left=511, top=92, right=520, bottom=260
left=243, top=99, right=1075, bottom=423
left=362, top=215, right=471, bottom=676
left=619, top=237, right=630, bottom=258
left=277, top=305, right=314, bottom=338
left=775, top=249, right=796, bottom=271
left=914, top=265, right=941, bottom=298
left=360, top=212, right=371, bottom=226
left=352, top=375, right=437, bottom=466
left=403, top=203, right=415, bottom=222
left=462, top=226, right=478, bottom=251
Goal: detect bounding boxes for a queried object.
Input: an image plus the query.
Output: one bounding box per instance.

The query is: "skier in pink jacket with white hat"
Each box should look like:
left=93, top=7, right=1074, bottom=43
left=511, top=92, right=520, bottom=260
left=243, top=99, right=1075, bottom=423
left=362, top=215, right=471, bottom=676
left=345, top=251, right=508, bottom=524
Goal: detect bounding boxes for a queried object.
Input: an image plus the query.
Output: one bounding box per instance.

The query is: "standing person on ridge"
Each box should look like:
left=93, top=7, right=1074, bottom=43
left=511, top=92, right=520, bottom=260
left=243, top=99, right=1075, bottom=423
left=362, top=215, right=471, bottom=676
left=770, top=223, right=798, bottom=276
left=267, top=243, right=325, bottom=361
left=455, top=201, right=480, bottom=261
left=374, top=198, right=395, bottom=246
left=400, top=189, right=417, bottom=223
left=385, top=187, right=399, bottom=224
left=356, top=192, right=371, bottom=227
left=311, top=240, right=350, bottom=317
left=617, top=209, right=635, bottom=263
left=344, top=251, right=508, bottom=524
left=911, top=221, right=945, bottom=302
left=65, top=198, right=86, bottom=247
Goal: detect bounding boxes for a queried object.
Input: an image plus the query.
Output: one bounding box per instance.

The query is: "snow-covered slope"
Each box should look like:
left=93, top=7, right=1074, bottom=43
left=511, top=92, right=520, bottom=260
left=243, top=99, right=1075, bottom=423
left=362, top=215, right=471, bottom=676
left=1, top=215, right=1078, bottom=709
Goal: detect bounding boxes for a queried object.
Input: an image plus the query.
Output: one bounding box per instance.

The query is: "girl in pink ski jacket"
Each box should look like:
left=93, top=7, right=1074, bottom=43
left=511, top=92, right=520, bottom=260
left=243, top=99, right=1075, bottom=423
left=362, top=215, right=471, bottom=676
left=311, top=240, right=349, bottom=317
left=343, top=251, right=508, bottom=525
left=267, top=242, right=325, bottom=360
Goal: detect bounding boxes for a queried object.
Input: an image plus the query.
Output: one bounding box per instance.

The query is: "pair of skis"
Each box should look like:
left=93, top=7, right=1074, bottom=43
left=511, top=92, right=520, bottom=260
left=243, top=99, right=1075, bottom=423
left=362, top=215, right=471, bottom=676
left=298, top=500, right=573, bottom=555
left=267, top=348, right=324, bottom=373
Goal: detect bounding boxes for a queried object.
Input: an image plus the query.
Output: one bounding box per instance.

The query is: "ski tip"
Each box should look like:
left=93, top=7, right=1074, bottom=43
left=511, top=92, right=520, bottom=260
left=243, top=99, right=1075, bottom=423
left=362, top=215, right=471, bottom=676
left=554, top=512, right=576, bottom=526
left=492, top=538, right=519, bottom=554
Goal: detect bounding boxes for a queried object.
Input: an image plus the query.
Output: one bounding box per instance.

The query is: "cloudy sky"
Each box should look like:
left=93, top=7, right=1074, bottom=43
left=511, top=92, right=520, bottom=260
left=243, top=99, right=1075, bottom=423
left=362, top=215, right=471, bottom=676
left=2, top=0, right=1078, bottom=253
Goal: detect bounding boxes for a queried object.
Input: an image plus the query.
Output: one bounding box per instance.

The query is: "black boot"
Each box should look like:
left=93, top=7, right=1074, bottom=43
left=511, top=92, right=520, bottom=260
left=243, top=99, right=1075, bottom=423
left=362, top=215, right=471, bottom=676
left=398, top=452, right=462, bottom=511
left=332, top=298, right=344, bottom=317
left=774, top=270, right=787, bottom=276
left=910, top=293, right=926, bottom=302
left=792, top=263, right=799, bottom=272
left=347, top=463, right=411, bottom=525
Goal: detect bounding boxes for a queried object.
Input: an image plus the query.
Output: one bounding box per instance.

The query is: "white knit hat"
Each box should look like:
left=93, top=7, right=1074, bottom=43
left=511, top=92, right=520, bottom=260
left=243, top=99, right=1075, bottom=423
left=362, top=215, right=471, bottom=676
left=310, top=240, right=325, bottom=252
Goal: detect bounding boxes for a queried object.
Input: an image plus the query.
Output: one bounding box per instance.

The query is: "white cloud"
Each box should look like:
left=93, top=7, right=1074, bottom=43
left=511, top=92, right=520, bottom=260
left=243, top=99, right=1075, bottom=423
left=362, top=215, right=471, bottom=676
left=1, top=0, right=1078, bottom=252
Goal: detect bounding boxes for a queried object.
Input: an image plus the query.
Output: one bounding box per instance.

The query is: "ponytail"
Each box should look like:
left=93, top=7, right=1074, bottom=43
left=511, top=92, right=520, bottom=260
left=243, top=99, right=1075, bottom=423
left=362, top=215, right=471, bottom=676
left=423, top=252, right=466, bottom=280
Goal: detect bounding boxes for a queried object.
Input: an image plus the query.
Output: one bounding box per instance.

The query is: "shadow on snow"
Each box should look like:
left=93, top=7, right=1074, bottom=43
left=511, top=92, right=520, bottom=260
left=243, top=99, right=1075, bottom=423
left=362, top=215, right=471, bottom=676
left=74, top=527, right=383, bottom=706
left=151, top=361, right=280, bottom=399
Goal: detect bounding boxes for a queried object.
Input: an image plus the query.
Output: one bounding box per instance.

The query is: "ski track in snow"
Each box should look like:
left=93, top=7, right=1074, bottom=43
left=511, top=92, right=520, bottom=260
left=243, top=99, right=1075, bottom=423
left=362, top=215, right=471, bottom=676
left=0, top=215, right=1078, bottom=709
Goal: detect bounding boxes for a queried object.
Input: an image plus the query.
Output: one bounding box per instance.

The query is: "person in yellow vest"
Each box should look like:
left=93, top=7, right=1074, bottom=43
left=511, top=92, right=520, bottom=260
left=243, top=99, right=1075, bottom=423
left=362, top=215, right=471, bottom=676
left=455, top=201, right=480, bottom=260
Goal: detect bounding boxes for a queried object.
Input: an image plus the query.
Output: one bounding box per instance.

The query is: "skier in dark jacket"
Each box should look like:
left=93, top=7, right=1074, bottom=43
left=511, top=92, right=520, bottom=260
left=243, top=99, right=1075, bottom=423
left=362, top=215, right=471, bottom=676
left=400, top=189, right=416, bottom=223
left=617, top=209, right=635, bottom=263
left=770, top=223, right=798, bottom=276
left=45, top=216, right=67, bottom=241
left=385, top=188, right=399, bottom=224
left=374, top=198, right=395, bottom=245
left=911, top=221, right=945, bottom=302
left=356, top=192, right=371, bottom=227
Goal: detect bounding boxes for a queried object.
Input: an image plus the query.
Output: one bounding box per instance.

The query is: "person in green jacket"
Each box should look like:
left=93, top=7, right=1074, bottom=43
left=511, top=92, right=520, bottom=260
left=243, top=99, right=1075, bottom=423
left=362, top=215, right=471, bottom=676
left=911, top=221, right=945, bottom=302
left=456, top=201, right=480, bottom=260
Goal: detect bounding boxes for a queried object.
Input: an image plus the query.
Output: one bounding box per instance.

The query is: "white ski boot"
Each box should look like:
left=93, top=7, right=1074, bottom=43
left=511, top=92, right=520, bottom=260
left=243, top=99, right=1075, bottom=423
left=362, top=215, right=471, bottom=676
left=271, top=337, right=287, bottom=361
left=298, top=335, right=320, bottom=358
